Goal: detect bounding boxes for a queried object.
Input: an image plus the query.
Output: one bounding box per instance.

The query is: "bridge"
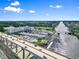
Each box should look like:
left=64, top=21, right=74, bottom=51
left=0, top=32, right=70, bottom=59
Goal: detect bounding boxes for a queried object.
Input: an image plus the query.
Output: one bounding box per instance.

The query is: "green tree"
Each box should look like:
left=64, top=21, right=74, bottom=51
left=0, top=27, right=5, bottom=32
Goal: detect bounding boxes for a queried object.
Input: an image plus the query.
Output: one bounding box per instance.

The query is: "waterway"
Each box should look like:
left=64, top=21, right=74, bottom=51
left=49, top=22, right=79, bottom=59
left=0, top=50, right=8, bottom=59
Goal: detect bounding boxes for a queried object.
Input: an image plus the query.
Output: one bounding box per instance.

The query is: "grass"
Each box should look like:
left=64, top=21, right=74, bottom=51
left=35, top=38, right=48, bottom=46
left=35, top=26, right=54, bottom=32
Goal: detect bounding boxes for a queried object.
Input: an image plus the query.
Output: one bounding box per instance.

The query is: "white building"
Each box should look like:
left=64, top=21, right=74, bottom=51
left=4, top=26, right=34, bottom=33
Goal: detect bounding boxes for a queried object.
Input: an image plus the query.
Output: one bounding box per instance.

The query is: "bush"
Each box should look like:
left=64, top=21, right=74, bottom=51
left=36, top=39, right=48, bottom=46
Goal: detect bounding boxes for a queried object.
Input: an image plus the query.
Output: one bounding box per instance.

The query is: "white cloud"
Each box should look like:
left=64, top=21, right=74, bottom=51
left=4, top=6, right=23, bottom=13
left=46, top=13, right=50, bottom=16
left=55, top=5, right=63, bottom=8
left=49, top=5, right=54, bottom=8
left=11, top=1, right=20, bottom=6
left=49, top=5, right=63, bottom=8
left=76, top=7, right=79, bottom=9
left=29, top=10, right=36, bottom=14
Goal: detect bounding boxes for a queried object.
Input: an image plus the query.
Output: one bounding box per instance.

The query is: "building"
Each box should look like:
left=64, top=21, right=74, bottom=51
left=4, top=26, right=34, bottom=33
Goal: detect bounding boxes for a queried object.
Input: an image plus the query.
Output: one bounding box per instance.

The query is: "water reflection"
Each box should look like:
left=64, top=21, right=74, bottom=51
left=48, top=22, right=79, bottom=59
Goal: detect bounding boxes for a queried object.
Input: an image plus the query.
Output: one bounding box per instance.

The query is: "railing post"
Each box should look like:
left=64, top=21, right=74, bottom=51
left=10, top=42, right=13, bottom=48
left=6, top=39, right=9, bottom=45
left=22, top=48, right=25, bottom=59
left=2, top=38, right=5, bottom=43
left=15, top=44, right=18, bottom=53
left=26, top=52, right=31, bottom=59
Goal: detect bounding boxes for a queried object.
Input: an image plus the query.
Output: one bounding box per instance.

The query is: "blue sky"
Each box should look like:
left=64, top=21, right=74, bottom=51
left=0, top=0, right=79, bottom=21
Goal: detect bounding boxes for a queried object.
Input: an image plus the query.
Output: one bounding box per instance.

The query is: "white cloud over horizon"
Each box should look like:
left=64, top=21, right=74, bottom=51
left=11, top=1, right=20, bottom=6
left=29, top=10, right=36, bottom=14
left=46, top=13, right=50, bottom=16
left=49, top=5, right=63, bottom=8
left=4, top=6, right=23, bottom=13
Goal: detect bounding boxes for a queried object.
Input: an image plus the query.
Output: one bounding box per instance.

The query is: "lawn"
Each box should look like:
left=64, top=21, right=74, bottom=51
left=35, top=26, right=54, bottom=32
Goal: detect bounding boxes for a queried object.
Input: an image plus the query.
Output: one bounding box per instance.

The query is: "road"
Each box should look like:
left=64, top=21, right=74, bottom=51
left=0, top=32, right=70, bottom=59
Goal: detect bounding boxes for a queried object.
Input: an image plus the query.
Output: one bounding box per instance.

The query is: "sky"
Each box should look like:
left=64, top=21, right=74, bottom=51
left=0, top=0, right=79, bottom=21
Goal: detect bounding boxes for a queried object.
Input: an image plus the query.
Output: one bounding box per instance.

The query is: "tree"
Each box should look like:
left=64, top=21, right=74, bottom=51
left=0, top=27, right=5, bottom=32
